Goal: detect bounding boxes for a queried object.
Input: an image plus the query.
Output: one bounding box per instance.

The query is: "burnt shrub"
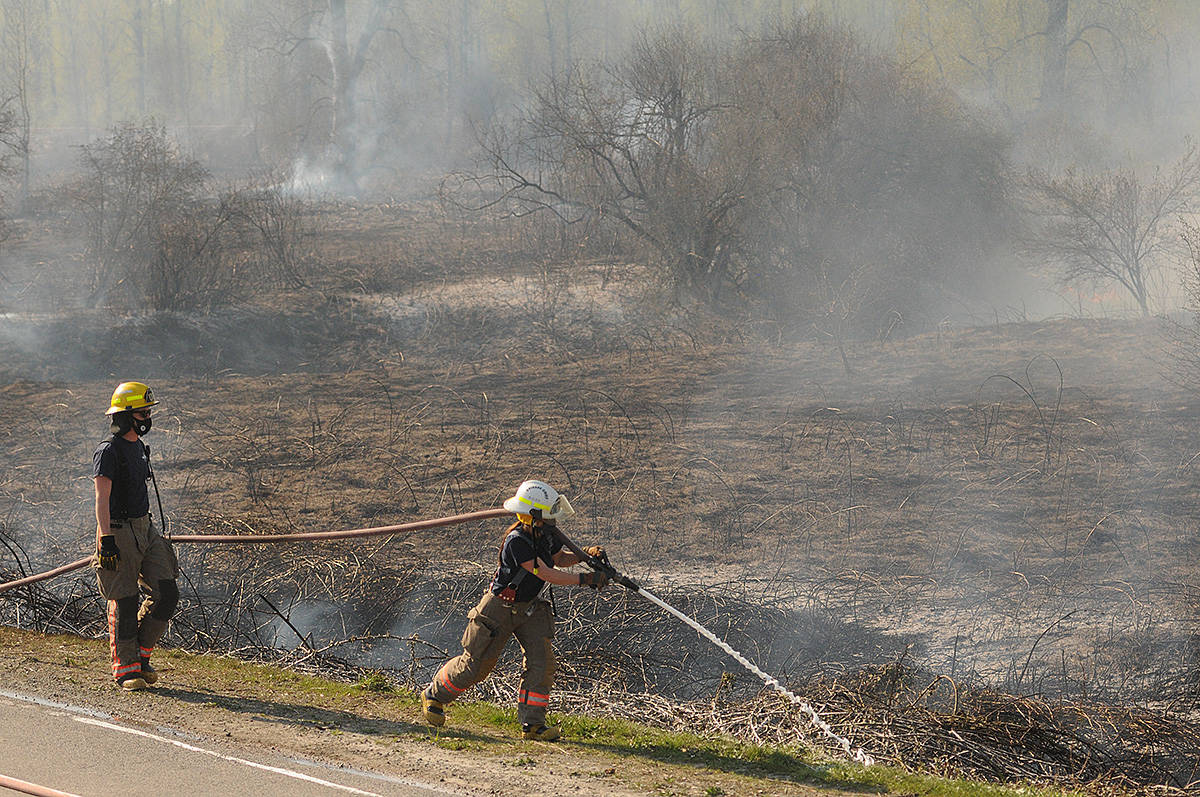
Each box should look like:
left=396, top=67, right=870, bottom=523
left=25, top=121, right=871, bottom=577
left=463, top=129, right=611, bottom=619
left=469, top=16, right=1017, bottom=336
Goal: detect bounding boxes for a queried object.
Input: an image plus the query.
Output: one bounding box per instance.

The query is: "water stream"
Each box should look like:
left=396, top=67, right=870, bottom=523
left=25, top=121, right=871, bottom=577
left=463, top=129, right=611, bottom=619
left=633, top=585, right=875, bottom=767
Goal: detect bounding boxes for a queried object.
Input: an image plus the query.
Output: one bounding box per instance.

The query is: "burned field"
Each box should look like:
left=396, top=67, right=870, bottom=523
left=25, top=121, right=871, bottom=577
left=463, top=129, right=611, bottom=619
left=2, top=208, right=1200, bottom=789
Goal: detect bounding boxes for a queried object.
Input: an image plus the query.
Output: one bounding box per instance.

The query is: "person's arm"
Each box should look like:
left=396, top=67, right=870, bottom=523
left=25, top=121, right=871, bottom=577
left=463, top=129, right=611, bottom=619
left=552, top=549, right=581, bottom=568
left=519, top=557, right=588, bottom=586
left=94, top=476, right=112, bottom=549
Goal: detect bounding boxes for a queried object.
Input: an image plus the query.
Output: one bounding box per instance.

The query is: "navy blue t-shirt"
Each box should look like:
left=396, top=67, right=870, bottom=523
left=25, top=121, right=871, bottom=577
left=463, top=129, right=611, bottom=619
left=491, top=525, right=564, bottom=602
left=92, top=435, right=151, bottom=520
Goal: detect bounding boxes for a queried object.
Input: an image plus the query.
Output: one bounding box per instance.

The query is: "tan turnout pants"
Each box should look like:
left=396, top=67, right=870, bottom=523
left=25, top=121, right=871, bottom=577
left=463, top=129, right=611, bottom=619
left=428, top=591, right=556, bottom=726
left=92, top=515, right=179, bottom=681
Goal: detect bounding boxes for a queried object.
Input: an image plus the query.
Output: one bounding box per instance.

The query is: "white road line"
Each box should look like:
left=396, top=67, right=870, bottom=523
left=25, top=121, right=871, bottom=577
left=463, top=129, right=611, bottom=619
left=73, top=716, right=385, bottom=796
left=0, top=688, right=110, bottom=718
left=2, top=689, right=465, bottom=796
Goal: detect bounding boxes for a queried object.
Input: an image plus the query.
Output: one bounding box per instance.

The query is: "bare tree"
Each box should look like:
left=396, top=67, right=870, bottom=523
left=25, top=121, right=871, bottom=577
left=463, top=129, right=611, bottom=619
left=1163, top=221, right=1200, bottom=389
left=0, top=92, right=15, bottom=255
left=457, top=27, right=750, bottom=306
left=0, top=96, right=17, bottom=184
left=225, top=170, right=316, bottom=289
left=1027, top=143, right=1200, bottom=316
left=327, top=0, right=395, bottom=186
left=457, top=17, right=1015, bottom=332
left=0, top=0, right=36, bottom=206
left=71, top=122, right=209, bottom=309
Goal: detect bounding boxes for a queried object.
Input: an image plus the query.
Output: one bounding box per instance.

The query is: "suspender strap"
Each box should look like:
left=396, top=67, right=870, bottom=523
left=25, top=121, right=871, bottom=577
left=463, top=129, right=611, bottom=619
left=497, top=524, right=532, bottom=595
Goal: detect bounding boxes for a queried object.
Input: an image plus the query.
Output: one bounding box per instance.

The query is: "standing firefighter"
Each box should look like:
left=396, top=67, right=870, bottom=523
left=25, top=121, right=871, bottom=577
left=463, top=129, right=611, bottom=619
left=421, top=479, right=609, bottom=740
left=92, top=381, right=179, bottom=690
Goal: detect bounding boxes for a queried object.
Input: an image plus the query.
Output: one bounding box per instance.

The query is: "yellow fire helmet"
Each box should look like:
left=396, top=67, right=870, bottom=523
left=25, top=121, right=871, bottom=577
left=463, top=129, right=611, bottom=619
left=105, top=381, right=158, bottom=415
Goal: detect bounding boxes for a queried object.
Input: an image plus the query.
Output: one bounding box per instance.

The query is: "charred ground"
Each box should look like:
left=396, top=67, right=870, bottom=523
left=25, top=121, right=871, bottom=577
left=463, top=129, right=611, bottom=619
left=2, top=203, right=1200, bottom=790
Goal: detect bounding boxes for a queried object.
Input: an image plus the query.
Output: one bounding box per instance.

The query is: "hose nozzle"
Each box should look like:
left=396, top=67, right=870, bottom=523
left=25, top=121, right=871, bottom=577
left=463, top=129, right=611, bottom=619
left=586, top=550, right=639, bottom=591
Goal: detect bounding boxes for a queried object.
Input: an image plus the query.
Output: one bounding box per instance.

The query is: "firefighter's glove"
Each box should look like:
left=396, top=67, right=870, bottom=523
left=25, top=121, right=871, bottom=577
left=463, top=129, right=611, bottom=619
left=98, top=536, right=120, bottom=571
left=584, top=545, right=606, bottom=561
left=580, top=570, right=610, bottom=590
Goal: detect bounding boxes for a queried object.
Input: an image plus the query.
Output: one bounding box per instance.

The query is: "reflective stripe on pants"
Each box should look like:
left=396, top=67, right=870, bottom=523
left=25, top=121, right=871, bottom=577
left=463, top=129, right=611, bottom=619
left=428, top=591, right=556, bottom=726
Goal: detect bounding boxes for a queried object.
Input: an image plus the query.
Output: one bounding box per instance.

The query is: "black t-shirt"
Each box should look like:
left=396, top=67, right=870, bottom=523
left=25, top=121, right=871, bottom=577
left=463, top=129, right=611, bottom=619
left=491, top=524, right=564, bottom=602
left=92, top=435, right=151, bottom=520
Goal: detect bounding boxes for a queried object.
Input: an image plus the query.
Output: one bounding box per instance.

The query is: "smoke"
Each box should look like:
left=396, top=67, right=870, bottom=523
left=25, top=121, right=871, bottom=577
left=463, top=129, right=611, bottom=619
left=3, top=0, right=1200, bottom=734
left=284, top=154, right=337, bottom=197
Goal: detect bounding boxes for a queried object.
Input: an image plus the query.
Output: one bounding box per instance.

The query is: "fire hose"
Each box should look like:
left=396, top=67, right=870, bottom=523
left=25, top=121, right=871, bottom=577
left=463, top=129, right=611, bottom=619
left=0, top=508, right=873, bottom=765
left=550, top=525, right=874, bottom=766
left=0, top=773, right=81, bottom=797
left=0, top=508, right=508, bottom=595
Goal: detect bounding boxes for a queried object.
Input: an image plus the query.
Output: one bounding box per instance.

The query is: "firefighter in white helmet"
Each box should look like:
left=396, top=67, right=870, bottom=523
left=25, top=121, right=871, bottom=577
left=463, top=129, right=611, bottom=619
left=91, top=382, right=179, bottom=690
left=421, top=479, right=608, bottom=740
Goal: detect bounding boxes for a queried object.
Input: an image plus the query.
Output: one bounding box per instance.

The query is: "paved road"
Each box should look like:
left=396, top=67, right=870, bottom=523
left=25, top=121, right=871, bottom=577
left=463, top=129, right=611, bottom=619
left=0, top=691, right=460, bottom=797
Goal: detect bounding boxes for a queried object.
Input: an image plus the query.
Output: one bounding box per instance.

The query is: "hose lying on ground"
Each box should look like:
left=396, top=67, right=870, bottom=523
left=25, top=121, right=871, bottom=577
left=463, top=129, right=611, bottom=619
left=0, top=508, right=508, bottom=595
left=1, top=506, right=876, bottom=767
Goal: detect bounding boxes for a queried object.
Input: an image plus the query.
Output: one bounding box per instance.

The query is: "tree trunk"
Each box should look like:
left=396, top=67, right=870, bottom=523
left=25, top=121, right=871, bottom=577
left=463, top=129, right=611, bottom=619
left=330, top=0, right=355, bottom=182
left=328, top=0, right=389, bottom=189
left=133, top=0, right=147, bottom=115
left=1040, top=0, right=1070, bottom=112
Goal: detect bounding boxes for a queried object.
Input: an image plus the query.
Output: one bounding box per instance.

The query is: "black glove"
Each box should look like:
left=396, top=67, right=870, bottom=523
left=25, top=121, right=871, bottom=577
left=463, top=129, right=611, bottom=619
left=98, top=535, right=120, bottom=571
left=580, top=570, right=610, bottom=589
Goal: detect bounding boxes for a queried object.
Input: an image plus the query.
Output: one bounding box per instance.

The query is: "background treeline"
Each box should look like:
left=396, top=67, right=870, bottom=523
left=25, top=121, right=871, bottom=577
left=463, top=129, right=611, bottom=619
left=2, top=0, right=1200, bottom=331
left=2, top=0, right=1196, bottom=180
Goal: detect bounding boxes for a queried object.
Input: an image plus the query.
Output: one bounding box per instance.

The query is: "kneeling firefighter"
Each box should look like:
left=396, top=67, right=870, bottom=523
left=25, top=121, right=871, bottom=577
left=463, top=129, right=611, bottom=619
left=91, top=382, right=179, bottom=690
left=421, top=479, right=609, bottom=740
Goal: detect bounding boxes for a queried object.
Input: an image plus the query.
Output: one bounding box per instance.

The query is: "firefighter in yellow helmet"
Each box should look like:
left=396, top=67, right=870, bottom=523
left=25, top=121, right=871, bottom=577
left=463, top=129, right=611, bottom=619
left=91, top=382, right=179, bottom=690
left=421, top=479, right=609, bottom=740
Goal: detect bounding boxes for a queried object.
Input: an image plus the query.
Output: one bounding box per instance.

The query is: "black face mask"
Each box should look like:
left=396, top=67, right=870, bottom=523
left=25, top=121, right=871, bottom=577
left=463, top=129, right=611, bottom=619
left=111, top=411, right=151, bottom=436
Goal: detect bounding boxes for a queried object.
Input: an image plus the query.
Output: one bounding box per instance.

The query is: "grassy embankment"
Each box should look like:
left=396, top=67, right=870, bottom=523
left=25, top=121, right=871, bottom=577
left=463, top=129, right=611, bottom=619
left=0, top=626, right=1079, bottom=797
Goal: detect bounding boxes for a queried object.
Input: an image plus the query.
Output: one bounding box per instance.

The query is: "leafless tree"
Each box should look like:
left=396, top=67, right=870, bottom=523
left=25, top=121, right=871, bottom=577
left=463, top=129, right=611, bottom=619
left=71, top=122, right=210, bottom=309
left=456, top=16, right=1014, bottom=333
left=0, top=93, right=15, bottom=256
left=326, top=0, right=396, bottom=186
left=455, top=26, right=743, bottom=306
left=225, top=170, right=317, bottom=289
left=0, top=0, right=35, bottom=206
left=1026, top=143, right=1200, bottom=316
left=243, top=0, right=399, bottom=188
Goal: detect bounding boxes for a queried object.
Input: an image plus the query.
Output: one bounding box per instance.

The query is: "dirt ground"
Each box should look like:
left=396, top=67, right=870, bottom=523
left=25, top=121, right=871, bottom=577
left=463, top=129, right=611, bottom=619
left=7, top=313, right=1198, bottom=697
left=2, top=206, right=1200, bottom=787
left=0, top=627, right=855, bottom=797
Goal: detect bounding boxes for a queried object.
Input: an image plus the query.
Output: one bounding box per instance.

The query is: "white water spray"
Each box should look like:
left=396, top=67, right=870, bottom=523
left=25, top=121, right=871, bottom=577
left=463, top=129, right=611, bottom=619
left=634, top=585, right=875, bottom=767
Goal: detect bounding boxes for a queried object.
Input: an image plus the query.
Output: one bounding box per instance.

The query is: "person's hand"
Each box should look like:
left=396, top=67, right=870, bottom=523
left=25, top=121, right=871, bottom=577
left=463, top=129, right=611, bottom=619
left=98, top=536, right=120, bottom=571
left=580, top=570, right=610, bottom=589
left=584, top=545, right=606, bottom=560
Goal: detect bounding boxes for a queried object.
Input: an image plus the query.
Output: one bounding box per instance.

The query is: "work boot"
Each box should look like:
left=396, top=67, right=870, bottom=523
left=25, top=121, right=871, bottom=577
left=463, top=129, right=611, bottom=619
left=421, top=691, right=445, bottom=727
left=521, top=723, right=561, bottom=741
left=140, top=659, right=158, bottom=685
left=118, top=674, right=148, bottom=691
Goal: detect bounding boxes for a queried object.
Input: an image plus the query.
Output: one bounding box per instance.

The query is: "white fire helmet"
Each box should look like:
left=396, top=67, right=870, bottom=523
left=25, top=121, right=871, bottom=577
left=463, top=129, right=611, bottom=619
left=503, top=479, right=575, bottom=522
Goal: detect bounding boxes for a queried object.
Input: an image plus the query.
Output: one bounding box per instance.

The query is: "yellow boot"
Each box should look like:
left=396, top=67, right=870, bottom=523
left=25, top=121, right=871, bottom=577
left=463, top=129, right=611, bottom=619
left=118, top=674, right=148, bottom=691
left=140, top=660, right=159, bottom=685
left=521, top=723, right=561, bottom=741
left=421, top=691, right=445, bottom=727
